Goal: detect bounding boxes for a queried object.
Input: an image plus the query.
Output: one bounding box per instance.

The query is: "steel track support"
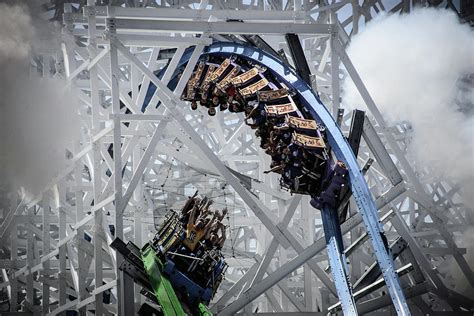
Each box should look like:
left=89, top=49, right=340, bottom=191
left=285, top=33, right=312, bottom=85
left=106, top=8, right=131, bottom=315
left=320, top=206, right=357, bottom=315
left=87, top=2, right=105, bottom=314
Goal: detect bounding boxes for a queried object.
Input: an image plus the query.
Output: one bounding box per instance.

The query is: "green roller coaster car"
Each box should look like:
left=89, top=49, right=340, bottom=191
left=141, top=244, right=214, bottom=316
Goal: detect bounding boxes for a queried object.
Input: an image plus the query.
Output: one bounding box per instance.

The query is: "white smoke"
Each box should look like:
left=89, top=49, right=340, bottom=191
left=341, top=8, right=474, bottom=205
left=437, top=227, right=474, bottom=300
left=0, top=3, right=32, bottom=60
left=0, top=3, right=80, bottom=197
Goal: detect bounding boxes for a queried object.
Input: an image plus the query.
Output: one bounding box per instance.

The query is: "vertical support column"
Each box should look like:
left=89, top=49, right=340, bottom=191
left=26, top=206, right=34, bottom=305
left=278, top=215, right=289, bottom=313
left=351, top=0, right=360, bottom=35
left=301, top=197, right=314, bottom=311
left=320, top=205, right=357, bottom=315
left=74, top=142, right=87, bottom=316
left=57, top=184, right=67, bottom=316
left=42, top=197, right=51, bottom=314
left=107, top=7, right=134, bottom=315
left=320, top=287, right=331, bottom=311
left=285, top=33, right=312, bottom=86
left=10, top=218, right=17, bottom=312
left=330, top=11, right=340, bottom=118
left=130, top=45, right=144, bottom=308
left=86, top=2, right=104, bottom=314
left=262, top=174, right=276, bottom=313
left=263, top=0, right=270, bottom=10
left=402, top=0, right=410, bottom=13
left=107, top=11, right=123, bottom=241
left=293, top=0, right=301, bottom=11
left=133, top=143, right=143, bottom=307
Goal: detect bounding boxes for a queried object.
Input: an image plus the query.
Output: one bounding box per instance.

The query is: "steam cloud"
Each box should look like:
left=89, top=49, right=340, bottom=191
left=0, top=3, right=79, bottom=197
left=341, top=7, right=474, bottom=299
left=342, top=8, right=474, bottom=205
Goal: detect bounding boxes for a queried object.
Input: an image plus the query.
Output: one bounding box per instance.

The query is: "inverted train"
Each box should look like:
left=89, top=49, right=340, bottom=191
left=182, top=54, right=349, bottom=207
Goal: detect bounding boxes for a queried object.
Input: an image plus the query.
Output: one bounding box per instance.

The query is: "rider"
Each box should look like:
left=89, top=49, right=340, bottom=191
left=183, top=203, right=215, bottom=251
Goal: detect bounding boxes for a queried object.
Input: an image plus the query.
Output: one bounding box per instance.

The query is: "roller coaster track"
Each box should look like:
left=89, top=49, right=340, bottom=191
left=143, top=42, right=411, bottom=316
